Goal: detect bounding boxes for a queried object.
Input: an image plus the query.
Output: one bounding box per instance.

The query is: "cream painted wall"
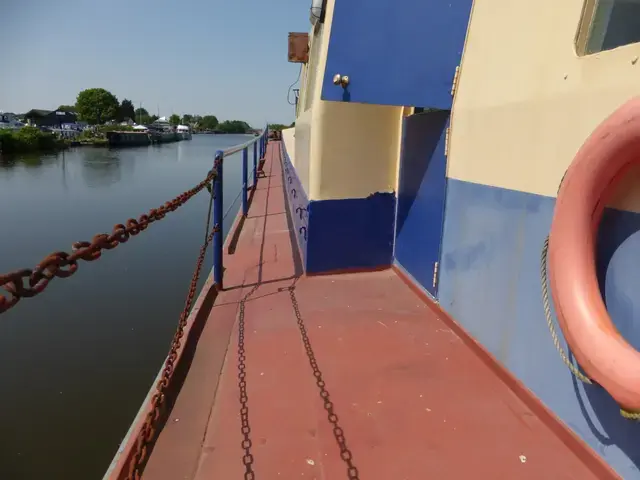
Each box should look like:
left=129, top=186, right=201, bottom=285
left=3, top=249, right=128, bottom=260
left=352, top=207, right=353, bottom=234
left=449, top=0, right=640, bottom=210
left=293, top=108, right=312, bottom=193
left=282, top=128, right=295, bottom=161
left=291, top=0, right=406, bottom=201
left=312, top=102, right=404, bottom=200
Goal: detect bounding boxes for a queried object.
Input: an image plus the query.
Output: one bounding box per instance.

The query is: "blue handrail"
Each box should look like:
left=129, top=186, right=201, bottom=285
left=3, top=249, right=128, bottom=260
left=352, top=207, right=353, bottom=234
left=212, top=126, right=269, bottom=287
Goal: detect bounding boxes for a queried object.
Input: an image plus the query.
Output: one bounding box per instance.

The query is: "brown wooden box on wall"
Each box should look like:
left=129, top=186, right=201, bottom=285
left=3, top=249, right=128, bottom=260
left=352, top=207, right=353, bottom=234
left=288, top=32, right=309, bottom=63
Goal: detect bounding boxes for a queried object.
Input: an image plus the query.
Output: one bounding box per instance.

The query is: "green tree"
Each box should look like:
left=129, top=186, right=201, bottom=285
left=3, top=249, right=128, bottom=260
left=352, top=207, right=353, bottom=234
left=199, top=115, right=219, bottom=130
left=57, top=105, right=77, bottom=113
left=169, top=114, right=181, bottom=126
left=75, top=88, right=119, bottom=124
left=119, top=99, right=136, bottom=122
left=134, top=107, right=150, bottom=124
left=217, top=120, right=251, bottom=134
left=182, top=114, right=193, bottom=124
left=268, top=123, right=289, bottom=131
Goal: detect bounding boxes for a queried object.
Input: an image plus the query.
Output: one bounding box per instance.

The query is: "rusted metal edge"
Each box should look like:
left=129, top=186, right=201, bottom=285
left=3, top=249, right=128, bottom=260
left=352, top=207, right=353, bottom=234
left=102, top=270, right=219, bottom=480
left=102, top=156, right=258, bottom=480
left=391, top=264, right=621, bottom=480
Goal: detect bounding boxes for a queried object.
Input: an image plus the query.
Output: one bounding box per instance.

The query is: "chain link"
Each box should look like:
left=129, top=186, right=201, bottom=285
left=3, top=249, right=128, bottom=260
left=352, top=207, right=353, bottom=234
left=126, top=169, right=218, bottom=478
left=0, top=166, right=218, bottom=314
left=288, top=285, right=360, bottom=479
left=235, top=283, right=359, bottom=479
left=237, top=284, right=260, bottom=480
left=126, top=221, right=219, bottom=479
left=0, top=159, right=221, bottom=475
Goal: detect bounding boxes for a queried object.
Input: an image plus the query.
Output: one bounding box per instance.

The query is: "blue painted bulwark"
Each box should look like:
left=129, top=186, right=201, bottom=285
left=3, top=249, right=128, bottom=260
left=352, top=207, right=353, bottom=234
left=438, top=179, right=640, bottom=479
left=306, top=193, right=395, bottom=274
left=281, top=142, right=395, bottom=274
left=281, top=143, right=309, bottom=267
left=394, top=110, right=449, bottom=297
left=321, top=0, right=472, bottom=108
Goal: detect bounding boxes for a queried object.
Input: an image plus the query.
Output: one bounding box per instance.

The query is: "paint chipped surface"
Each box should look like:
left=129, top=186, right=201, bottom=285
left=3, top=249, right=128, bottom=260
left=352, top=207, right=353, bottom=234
left=135, top=142, right=616, bottom=480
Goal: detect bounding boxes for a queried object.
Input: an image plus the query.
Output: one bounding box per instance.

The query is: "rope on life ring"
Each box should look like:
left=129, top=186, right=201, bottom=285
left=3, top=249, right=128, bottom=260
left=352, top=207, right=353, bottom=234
left=541, top=236, right=640, bottom=420
left=540, top=97, right=640, bottom=420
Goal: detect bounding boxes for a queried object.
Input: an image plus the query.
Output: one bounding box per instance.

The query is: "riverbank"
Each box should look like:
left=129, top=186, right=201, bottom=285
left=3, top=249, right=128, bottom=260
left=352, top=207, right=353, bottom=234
left=0, top=126, right=69, bottom=154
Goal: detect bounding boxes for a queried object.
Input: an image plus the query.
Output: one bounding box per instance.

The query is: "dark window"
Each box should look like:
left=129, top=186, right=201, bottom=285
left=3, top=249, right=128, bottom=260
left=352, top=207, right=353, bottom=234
left=578, top=0, right=640, bottom=55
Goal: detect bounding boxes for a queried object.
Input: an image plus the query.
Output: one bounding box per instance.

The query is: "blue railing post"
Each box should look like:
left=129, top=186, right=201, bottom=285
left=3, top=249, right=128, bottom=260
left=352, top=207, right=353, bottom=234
left=242, top=147, right=248, bottom=216
left=253, top=141, right=258, bottom=187
left=213, top=150, right=224, bottom=287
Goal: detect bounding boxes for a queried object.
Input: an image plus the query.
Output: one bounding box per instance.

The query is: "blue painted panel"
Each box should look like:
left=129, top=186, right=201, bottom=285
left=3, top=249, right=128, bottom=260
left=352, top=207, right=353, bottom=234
left=281, top=143, right=309, bottom=267
left=394, top=110, right=449, bottom=297
left=438, top=179, right=640, bottom=479
left=306, top=193, right=396, bottom=273
left=281, top=146, right=394, bottom=274
left=321, top=0, right=472, bottom=108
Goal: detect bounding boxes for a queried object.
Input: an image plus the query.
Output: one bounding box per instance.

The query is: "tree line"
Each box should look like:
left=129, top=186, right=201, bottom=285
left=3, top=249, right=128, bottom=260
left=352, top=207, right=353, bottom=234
left=59, top=88, right=258, bottom=133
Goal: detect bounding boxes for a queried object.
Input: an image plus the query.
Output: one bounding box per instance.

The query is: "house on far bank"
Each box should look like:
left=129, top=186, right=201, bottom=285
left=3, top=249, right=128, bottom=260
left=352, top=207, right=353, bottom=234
left=24, top=109, right=77, bottom=127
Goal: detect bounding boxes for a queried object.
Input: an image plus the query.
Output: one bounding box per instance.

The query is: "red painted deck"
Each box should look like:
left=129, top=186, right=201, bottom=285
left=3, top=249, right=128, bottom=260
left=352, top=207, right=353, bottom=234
left=139, top=142, right=618, bottom=479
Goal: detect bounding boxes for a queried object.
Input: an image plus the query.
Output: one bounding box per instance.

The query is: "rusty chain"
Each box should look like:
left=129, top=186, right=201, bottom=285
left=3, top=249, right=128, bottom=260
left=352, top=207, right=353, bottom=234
left=127, top=218, right=219, bottom=480
left=235, top=284, right=359, bottom=480
left=0, top=165, right=218, bottom=314
left=237, top=283, right=260, bottom=480
left=288, top=285, right=360, bottom=479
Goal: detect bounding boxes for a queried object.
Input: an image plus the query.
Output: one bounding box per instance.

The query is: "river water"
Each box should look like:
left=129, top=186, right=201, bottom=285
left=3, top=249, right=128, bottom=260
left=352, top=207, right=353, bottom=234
left=0, top=134, right=255, bottom=479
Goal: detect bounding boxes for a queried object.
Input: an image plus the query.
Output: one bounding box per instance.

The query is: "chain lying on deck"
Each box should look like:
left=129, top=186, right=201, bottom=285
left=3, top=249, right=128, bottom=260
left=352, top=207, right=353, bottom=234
left=237, top=284, right=260, bottom=480
left=0, top=166, right=217, bottom=314
left=288, top=286, right=360, bottom=479
left=235, top=283, right=360, bottom=480
left=540, top=236, right=640, bottom=420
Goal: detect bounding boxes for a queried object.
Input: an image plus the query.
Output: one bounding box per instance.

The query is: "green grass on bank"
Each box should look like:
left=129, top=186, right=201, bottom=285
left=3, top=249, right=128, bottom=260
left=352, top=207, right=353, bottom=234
left=0, top=127, right=68, bottom=154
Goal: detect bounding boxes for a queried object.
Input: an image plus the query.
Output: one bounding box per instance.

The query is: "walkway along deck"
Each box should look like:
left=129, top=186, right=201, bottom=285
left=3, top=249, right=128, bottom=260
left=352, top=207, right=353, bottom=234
left=134, top=142, right=618, bottom=479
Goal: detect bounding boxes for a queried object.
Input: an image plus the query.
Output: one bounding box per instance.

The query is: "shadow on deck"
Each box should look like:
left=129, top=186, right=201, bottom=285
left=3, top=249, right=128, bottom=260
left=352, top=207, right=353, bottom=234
left=135, top=142, right=618, bottom=479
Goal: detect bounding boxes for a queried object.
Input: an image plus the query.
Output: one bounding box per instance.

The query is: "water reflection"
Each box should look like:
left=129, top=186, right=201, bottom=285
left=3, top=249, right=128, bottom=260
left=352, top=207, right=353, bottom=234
left=81, top=149, right=123, bottom=188
left=0, top=152, right=48, bottom=169
left=0, top=134, right=255, bottom=480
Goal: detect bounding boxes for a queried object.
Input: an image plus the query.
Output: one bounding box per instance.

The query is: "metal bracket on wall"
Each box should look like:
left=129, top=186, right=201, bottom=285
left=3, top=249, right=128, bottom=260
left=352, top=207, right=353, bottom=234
left=450, top=65, right=460, bottom=97
left=432, top=261, right=439, bottom=289
left=444, top=127, right=451, bottom=157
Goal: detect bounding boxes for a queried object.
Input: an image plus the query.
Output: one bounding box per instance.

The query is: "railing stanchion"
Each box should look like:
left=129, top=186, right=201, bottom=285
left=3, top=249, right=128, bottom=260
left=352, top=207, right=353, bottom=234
left=242, top=147, right=248, bottom=216
left=253, top=141, right=258, bottom=188
left=213, top=150, right=224, bottom=287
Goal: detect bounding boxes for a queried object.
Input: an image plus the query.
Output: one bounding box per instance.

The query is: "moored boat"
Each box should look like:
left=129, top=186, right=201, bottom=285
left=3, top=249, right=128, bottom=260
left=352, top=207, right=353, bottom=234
left=177, top=124, right=192, bottom=140
left=98, top=0, right=640, bottom=477
left=148, top=117, right=181, bottom=144
left=105, top=131, right=151, bottom=147
left=0, top=0, right=637, bottom=478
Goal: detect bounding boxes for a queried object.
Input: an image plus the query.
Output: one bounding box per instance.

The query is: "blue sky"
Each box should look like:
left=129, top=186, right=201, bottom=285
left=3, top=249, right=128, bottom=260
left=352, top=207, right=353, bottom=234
left=1, top=0, right=310, bottom=127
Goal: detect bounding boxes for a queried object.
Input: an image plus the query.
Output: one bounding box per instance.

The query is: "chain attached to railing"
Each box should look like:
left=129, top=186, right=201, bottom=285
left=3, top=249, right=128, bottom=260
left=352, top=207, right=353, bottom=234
left=127, top=220, right=219, bottom=480
left=0, top=166, right=217, bottom=314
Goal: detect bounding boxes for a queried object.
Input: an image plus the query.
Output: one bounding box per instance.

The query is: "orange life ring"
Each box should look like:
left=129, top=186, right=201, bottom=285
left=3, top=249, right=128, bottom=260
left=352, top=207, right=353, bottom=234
left=549, top=97, right=640, bottom=411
